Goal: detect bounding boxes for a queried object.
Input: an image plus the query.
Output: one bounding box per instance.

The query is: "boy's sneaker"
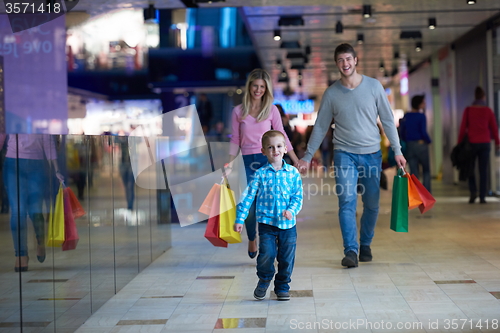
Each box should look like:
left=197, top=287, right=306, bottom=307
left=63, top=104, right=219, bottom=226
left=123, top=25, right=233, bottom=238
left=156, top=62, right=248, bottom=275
left=253, top=280, right=269, bottom=300
left=359, top=245, right=372, bottom=262
left=341, top=251, right=358, bottom=268
left=275, top=291, right=290, bottom=301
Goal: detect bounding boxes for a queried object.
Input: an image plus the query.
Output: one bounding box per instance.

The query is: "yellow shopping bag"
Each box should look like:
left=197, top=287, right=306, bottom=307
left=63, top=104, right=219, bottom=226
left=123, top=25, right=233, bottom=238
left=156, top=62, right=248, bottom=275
left=46, top=184, right=65, bottom=247
left=218, top=184, right=241, bottom=244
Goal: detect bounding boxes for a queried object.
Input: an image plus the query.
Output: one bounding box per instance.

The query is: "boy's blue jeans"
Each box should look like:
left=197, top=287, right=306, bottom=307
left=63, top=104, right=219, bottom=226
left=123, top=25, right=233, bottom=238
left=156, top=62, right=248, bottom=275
left=242, top=153, right=268, bottom=242
left=333, top=150, right=382, bottom=255
left=256, top=223, right=296, bottom=293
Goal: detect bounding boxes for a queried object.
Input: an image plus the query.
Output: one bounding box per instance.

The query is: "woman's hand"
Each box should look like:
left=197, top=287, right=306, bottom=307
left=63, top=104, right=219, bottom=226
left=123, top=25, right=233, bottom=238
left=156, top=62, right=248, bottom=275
left=55, top=171, right=64, bottom=182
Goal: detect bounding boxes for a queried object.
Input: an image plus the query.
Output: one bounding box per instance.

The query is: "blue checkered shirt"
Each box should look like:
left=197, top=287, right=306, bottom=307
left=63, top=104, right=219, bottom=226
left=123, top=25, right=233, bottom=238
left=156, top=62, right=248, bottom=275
left=236, top=161, right=303, bottom=230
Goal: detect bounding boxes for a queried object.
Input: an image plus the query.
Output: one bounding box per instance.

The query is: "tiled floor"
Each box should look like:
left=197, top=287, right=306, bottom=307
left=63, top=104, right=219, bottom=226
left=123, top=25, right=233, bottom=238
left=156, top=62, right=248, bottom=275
left=76, top=169, right=500, bottom=333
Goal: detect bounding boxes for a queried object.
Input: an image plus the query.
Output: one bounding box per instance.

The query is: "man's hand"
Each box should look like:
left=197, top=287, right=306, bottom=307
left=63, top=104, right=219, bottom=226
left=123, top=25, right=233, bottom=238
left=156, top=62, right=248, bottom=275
left=295, top=159, right=310, bottom=174
left=395, top=155, right=407, bottom=169
left=234, top=223, right=243, bottom=233
left=283, top=210, right=293, bottom=220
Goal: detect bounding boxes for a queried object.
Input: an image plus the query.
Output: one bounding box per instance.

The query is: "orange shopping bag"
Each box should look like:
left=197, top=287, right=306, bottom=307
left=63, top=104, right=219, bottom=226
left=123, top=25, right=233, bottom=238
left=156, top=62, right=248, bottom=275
left=410, top=175, right=436, bottom=213
left=199, top=183, right=221, bottom=217
left=65, top=187, right=86, bottom=219
left=404, top=173, right=423, bottom=210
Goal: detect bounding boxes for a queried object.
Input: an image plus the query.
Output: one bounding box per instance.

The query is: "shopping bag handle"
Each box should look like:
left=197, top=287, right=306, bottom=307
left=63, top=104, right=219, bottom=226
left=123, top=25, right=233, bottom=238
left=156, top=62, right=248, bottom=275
left=397, top=167, right=407, bottom=176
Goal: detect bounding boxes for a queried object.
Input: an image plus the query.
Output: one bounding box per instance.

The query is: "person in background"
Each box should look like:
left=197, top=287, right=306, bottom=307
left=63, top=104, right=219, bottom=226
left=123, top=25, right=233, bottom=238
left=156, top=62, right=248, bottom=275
left=296, top=43, right=406, bottom=268
left=196, top=93, right=213, bottom=134
left=275, top=104, right=293, bottom=164
left=399, top=95, right=432, bottom=192
left=234, top=130, right=303, bottom=301
left=457, top=86, right=500, bottom=204
left=226, top=68, right=299, bottom=259
left=0, top=134, right=64, bottom=272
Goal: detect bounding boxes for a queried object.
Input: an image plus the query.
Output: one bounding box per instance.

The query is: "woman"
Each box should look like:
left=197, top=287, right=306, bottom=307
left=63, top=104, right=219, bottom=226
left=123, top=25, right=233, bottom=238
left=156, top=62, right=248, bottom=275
left=399, top=95, right=432, bottom=192
left=457, top=86, right=500, bottom=204
left=226, top=69, right=299, bottom=258
left=0, top=134, right=63, bottom=272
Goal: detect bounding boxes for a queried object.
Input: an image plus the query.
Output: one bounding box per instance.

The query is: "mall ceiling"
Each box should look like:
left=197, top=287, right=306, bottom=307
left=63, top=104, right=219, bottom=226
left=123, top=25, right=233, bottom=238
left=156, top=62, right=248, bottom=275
left=75, top=0, right=500, bottom=98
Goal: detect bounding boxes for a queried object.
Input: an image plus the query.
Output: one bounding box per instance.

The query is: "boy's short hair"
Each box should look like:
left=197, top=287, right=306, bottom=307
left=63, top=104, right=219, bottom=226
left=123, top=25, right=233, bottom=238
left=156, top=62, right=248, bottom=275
left=261, top=130, right=286, bottom=147
left=411, top=95, right=425, bottom=110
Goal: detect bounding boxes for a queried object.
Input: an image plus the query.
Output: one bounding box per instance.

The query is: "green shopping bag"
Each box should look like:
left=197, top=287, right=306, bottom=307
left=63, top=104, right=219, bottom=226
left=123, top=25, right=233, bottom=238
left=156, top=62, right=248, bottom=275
left=390, top=168, right=409, bottom=232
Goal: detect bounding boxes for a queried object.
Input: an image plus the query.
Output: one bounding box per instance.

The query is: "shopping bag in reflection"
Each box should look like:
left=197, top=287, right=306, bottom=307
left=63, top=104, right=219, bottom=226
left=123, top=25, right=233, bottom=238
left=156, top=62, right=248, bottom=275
left=390, top=168, right=409, bottom=232
left=204, top=185, right=227, bottom=247
left=411, top=175, right=436, bottom=213
left=199, top=183, right=221, bottom=217
left=218, top=184, right=241, bottom=244
left=62, top=188, right=79, bottom=251
left=404, top=173, right=423, bottom=210
left=65, top=186, right=86, bottom=219
left=47, top=184, right=65, bottom=247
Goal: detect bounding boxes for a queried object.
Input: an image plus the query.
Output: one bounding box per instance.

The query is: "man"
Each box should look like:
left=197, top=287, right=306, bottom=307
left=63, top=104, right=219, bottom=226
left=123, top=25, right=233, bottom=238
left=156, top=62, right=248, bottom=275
left=296, top=43, right=406, bottom=268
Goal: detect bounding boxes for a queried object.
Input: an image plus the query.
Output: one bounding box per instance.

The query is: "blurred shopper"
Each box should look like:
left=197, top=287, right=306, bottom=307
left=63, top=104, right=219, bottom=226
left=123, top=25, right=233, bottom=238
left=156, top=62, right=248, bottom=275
left=296, top=43, right=406, bottom=268
left=196, top=93, right=213, bottom=134
left=399, top=95, right=432, bottom=192
left=457, top=86, right=500, bottom=204
left=116, top=135, right=135, bottom=212
left=226, top=68, right=299, bottom=259
left=275, top=104, right=293, bottom=164
left=0, top=134, right=63, bottom=272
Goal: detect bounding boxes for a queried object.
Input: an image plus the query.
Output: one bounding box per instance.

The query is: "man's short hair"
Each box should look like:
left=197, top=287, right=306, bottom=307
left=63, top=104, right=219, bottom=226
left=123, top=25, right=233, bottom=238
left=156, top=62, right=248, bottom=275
left=334, top=43, right=357, bottom=62
left=411, top=95, right=425, bottom=110
left=261, top=130, right=285, bottom=147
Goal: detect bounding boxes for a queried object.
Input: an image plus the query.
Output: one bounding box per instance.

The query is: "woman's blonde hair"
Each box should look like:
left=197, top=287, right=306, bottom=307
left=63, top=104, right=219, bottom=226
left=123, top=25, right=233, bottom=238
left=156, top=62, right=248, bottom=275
left=241, top=69, right=274, bottom=122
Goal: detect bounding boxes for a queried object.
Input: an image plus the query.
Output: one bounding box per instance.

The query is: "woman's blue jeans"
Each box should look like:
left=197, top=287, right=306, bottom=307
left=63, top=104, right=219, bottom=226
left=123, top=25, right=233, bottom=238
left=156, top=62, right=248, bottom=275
left=4, top=158, right=47, bottom=257
left=242, top=153, right=268, bottom=241
left=257, top=223, right=296, bottom=293
left=333, top=150, right=382, bottom=255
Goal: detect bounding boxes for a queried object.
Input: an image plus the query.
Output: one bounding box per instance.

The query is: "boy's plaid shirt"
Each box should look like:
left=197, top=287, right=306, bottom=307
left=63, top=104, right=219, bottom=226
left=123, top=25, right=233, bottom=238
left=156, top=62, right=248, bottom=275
left=236, top=161, right=303, bottom=229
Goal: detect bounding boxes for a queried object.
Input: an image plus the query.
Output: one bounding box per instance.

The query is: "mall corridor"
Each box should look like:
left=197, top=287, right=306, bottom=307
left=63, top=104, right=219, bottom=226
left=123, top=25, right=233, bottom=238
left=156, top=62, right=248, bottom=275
left=74, top=171, right=500, bottom=333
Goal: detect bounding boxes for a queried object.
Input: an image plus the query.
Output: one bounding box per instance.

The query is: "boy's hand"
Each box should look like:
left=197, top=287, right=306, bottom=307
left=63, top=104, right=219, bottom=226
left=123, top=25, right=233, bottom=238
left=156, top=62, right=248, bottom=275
left=234, top=223, right=243, bottom=233
left=283, top=210, right=293, bottom=220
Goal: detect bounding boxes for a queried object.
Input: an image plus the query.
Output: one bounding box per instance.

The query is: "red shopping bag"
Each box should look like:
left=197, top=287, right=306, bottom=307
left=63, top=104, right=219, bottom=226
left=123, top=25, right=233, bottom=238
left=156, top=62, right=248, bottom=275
left=65, top=187, right=86, bottom=219
left=199, top=183, right=221, bottom=217
left=403, top=173, right=423, bottom=210
left=409, top=174, right=436, bottom=213
left=62, top=188, right=80, bottom=251
left=203, top=185, right=227, bottom=247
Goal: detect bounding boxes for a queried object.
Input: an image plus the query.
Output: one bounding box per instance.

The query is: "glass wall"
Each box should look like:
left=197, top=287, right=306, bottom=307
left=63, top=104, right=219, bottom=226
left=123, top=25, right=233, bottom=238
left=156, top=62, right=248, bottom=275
left=0, top=134, right=171, bottom=332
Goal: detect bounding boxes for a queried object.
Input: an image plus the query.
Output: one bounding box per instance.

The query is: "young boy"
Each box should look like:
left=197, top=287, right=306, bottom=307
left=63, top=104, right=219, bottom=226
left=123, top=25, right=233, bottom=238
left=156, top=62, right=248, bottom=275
left=234, top=130, right=303, bottom=301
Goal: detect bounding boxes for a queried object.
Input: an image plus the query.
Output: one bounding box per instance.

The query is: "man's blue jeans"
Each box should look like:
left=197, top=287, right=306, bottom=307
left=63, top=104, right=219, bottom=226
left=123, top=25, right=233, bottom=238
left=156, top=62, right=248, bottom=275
left=333, top=150, right=382, bottom=255
left=256, top=223, right=296, bottom=293
left=242, top=153, right=268, bottom=242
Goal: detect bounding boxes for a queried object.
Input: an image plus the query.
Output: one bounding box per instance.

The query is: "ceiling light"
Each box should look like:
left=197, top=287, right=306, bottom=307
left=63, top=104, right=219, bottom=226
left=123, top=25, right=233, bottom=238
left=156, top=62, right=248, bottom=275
left=357, top=33, right=364, bottom=44
left=362, top=5, right=372, bottom=18
left=298, top=70, right=303, bottom=80
left=415, top=41, right=422, bottom=52
left=273, top=29, right=281, bottom=41
left=336, top=21, right=343, bottom=34
left=428, top=18, right=436, bottom=29
left=467, top=0, right=476, bottom=4
left=143, top=4, right=156, bottom=21
left=278, top=69, right=289, bottom=82
left=278, top=16, right=304, bottom=26
left=379, top=61, right=385, bottom=72
left=276, top=59, right=282, bottom=70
